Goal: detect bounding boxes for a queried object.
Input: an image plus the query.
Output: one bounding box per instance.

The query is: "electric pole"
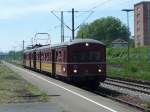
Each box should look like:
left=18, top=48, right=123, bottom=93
left=61, top=11, right=64, bottom=42
left=22, top=40, right=25, bottom=64
left=51, top=8, right=92, bottom=42
left=72, top=8, right=75, bottom=40
left=23, top=40, right=25, bottom=52
left=122, top=9, right=134, bottom=64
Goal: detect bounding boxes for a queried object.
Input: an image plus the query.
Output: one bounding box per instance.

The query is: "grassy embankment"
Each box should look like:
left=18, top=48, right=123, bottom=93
left=0, top=62, right=48, bottom=103
left=107, top=47, right=150, bottom=81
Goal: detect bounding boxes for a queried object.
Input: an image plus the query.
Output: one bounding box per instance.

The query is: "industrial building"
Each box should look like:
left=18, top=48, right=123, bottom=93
left=134, top=1, right=150, bottom=47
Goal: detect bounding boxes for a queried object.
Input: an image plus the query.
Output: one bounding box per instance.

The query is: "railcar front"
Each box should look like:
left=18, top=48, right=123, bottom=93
left=67, top=39, right=106, bottom=88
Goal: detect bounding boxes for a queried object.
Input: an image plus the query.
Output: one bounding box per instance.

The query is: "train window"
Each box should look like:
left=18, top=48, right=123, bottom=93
left=45, top=53, right=47, bottom=61
left=72, top=51, right=101, bottom=62
left=44, top=53, right=47, bottom=61
left=38, top=53, right=40, bottom=61
left=58, top=51, right=63, bottom=62
left=36, top=53, right=39, bottom=61
left=36, top=54, right=38, bottom=60
left=45, top=52, right=50, bottom=62
left=49, top=52, right=51, bottom=61
left=55, top=50, right=63, bottom=62
left=41, top=53, right=44, bottom=61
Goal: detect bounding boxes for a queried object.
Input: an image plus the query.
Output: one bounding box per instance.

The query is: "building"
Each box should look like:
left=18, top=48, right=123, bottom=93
left=112, top=38, right=128, bottom=48
left=0, top=53, right=7, bottom=60
left=134, top=1, right=150, bottom=47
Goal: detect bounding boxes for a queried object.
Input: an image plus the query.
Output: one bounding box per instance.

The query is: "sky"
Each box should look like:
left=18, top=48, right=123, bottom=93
left=0, top=0, right=149, bottom=52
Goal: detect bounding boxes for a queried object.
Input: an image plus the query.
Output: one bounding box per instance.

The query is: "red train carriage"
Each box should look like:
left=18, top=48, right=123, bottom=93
left=23, top=49, right=32, bottom=68
left=35, top=46, right=55, bottom=77
left=23, top=39, right=106, bottom=88
left=52, top=39, right=106, bottom=87
left=23, top=49, right=36, bottom=69
left=23, top=50, right=31, bottom=68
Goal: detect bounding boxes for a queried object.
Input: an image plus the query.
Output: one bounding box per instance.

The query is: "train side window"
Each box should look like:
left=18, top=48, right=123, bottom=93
left=63, top=51, right=65, bottom=62
left=57, top=51, right=62, bottom=62
left=58, top=51, right=61, bottom=62
left=37, top=53, right=39, bottom=61
left=46, top=52, right=50, bottom=62
left=42, top=53, right=44, bottom=62
left=36, top=54, right=38, bottom=61
left=38, top=53, right=40, bottom=61
left=41, top=53, right=43, bottom=61
left=45, top=53, right=47, bottom=61
left=44, top=53, right=47, bottom=62
left=49, top=52, right=52, bottom=62
left=42, top=53, right=44, bottom=61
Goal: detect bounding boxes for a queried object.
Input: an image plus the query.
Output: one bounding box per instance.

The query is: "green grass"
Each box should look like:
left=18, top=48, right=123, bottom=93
left=0, top=63, right=48, bottom=103
left=107, top=47, right=150, bottom=81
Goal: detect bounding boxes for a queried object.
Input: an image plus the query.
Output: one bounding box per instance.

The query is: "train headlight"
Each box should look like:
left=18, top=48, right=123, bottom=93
left=63, top=67, right=66, bottom=72
left=73, top=69, right=77, bottom=73
left=85, top=43, right=89, bottom=47
left=98, top=69, right=102, bottom=73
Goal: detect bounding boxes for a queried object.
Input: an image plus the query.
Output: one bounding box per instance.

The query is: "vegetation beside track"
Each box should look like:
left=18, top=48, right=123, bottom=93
left=107, top=47, right=150, bottom=81
left=0, top=63, right=48, bottom=103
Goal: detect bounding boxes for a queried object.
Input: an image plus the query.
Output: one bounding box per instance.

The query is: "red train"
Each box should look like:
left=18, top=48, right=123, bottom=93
left=23, top=39, right=106, bottom=88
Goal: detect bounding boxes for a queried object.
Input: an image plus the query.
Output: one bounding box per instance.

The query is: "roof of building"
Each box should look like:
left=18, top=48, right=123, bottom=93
left=112, top=38, right=128, bottom=44
left=0, top=52, right=6, bottom=56
left=134, top=1, right=150, bottom=6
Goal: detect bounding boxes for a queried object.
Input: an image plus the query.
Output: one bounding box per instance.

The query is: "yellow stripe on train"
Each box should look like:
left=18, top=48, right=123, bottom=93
left=41, top=62, right=52, bottom=72
left=36, top=61, right=40, bottom=70
left=56, top=64, right=62, bottom=74
left=25, top=60, right=30, bottom=67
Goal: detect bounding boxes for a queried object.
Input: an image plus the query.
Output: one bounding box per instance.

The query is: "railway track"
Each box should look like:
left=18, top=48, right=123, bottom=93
left=82, top=86, right=150, bottom=112
left=94, top=77, right=150, bottom=112
left=102, top=77, right=150, bottom=95
left=94, top=87, right=150, bottom=112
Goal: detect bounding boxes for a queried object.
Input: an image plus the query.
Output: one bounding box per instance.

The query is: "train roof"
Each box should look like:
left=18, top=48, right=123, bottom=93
left=51, top=39, right=105, bottom=48
left=23, top=48, right=36, bottom=53
left=24, top=39, right=105, bottom=53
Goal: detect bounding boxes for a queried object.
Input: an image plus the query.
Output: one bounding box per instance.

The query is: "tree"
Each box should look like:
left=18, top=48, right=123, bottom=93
left=76, top=16, right=129, bottom=46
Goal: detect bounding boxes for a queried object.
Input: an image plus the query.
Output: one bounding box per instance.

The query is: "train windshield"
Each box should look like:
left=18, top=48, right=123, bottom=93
left=72, top=51, right=101, bottom=62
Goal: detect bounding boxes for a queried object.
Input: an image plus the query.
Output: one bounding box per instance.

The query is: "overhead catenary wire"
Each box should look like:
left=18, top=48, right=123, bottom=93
left=75, top=0, right=113, bottom=29
left=51, top=11, right=72, bottom=31
left=77, top=0, right=135, bottom=31
left=89, top=0, right=112, bottom=11
left=75, top=11, right=94, bottom=31
left=51, top=0, right=113, bottom=31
